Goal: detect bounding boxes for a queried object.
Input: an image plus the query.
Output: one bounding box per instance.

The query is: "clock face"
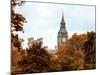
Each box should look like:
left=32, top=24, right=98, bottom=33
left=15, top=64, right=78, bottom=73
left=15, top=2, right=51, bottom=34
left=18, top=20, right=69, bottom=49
left=62, top=37, right=66, bottom=42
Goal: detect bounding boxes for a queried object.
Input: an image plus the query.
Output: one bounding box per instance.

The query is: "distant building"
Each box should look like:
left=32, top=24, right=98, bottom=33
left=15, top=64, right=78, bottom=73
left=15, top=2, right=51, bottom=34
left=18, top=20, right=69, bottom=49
left=57, top=13, right=68, bottom=50
left=28, top=37, right=43, bottom=48
left=28, top=37, right=34, bottom=48
left=36, top=38, right=43, bottom=44
left=48, top=49, right=58, bottom=54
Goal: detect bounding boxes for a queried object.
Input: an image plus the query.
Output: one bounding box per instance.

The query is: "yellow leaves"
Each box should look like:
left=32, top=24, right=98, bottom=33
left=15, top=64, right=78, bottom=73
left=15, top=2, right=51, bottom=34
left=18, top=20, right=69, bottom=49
left=84, top=64, right=96, bottom=69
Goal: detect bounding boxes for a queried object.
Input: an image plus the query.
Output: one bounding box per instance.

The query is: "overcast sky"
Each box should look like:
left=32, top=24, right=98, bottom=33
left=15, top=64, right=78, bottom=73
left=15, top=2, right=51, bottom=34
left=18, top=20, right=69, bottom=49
left=15, top=2, right=95, bottom=49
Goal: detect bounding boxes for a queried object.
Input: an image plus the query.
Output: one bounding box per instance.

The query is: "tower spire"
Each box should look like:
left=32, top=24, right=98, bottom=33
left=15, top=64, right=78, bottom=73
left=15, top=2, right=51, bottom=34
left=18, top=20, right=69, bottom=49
left=62, top=12, right=64, bottom=21
left=61, top=12, right=65, bottom=24
left=60, top=12, right=65, bottom=29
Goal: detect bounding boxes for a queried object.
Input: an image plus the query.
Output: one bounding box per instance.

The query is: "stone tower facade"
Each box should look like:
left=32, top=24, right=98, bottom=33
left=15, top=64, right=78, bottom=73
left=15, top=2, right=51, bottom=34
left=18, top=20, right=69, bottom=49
left=57, top=13, right=68, bottom=49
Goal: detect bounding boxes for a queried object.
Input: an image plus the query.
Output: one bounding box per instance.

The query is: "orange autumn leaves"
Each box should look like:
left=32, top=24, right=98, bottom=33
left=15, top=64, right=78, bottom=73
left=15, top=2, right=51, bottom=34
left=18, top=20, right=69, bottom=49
left=11, top=0, right=96, bottom=74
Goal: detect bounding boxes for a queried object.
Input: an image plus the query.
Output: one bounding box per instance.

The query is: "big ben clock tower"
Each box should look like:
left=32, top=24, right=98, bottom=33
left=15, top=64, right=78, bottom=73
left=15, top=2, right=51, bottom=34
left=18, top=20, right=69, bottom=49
left=57, top=13, right=68, bottom=49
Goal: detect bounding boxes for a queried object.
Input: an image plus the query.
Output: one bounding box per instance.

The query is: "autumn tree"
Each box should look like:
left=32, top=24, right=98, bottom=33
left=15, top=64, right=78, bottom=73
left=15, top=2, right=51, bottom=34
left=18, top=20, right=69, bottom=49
left=57, top=33, right=87, bottom=70
left=84, top=31, right=96, bottom=69
left=16, top=40, right=51, bottom=74
left=11, top=0, right=26, bottom=74
left=11, top=0, right=26, bottom=49
left=11, top=0, right=26, bottom=32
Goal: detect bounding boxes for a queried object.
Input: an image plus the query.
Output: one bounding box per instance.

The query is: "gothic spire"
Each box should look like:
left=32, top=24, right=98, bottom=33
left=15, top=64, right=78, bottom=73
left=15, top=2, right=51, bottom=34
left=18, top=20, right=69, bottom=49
left=61, top=12, right=65, bottom=24
left=60, top=12, right=66, bottom=29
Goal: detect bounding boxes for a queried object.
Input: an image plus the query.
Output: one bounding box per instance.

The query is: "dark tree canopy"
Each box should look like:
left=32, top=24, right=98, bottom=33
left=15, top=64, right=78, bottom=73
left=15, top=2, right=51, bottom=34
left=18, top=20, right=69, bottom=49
left=15, top=41, right=51, bottom=73
left=11, top=0, right=26, bottom=32
left=84, top=31, right=96, bottom=69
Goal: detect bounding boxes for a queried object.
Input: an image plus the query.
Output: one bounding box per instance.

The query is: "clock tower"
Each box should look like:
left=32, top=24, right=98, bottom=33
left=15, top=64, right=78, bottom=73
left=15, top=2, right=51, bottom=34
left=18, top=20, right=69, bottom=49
left=57, top=13, right=68, bottom=49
